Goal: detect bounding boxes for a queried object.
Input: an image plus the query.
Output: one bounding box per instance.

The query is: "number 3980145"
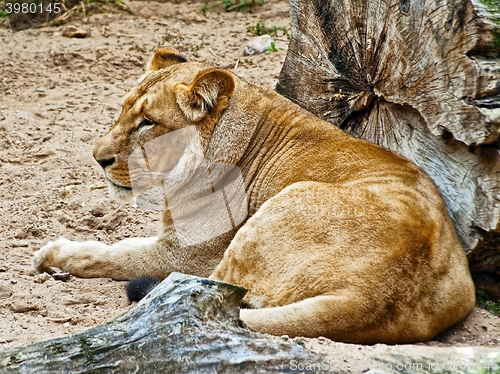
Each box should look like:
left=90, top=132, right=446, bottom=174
left=5, top=2, right=61, bottom=14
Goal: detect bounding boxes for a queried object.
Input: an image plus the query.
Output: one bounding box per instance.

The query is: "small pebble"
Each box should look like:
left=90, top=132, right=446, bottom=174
left=0, top=282, right=12, bottom=299
left=89, top=207, right=105, bottom=217
left=52, top=272, right=71, bottom=282
left=62, top=25, right=88, bottom=38
left=244, top=35, right=273, bottom=56
left=34, top=272, right=53, bottom=284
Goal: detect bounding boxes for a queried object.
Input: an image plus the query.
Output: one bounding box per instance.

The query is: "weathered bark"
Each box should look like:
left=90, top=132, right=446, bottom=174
left=277, top=0, right=500, bottom=277
left=0, top=273, right=320, bottom=373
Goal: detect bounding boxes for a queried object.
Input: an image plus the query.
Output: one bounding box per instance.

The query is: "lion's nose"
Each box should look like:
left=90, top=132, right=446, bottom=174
left=95, top=157, right=115, bottom=169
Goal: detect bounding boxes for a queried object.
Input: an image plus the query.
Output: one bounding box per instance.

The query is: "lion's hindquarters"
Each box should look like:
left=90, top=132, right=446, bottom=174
left=240, top=267, right=474, bottom=344
left=212, top=181, right=474, bottom=343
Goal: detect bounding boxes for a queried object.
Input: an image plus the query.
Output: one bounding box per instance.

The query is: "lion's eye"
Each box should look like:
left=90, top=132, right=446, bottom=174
left=138, top=118, right=154, bottom=129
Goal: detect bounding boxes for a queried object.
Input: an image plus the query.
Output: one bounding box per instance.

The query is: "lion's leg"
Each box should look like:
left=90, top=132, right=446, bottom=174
left=32, top=236, right=166, bottom=280
left=33, top=202, right=236, bottom=280
left=33, top=225, right=235, bottom=280
left=240, top=295, right=435, bottom=344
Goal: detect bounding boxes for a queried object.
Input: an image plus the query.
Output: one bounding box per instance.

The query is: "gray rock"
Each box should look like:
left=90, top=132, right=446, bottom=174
left=52, top=272, right=70, bottom=282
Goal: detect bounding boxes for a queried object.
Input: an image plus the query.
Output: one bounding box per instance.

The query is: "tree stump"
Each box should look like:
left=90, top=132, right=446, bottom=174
left=277, top=0, right=500, bottom=278
left=0, top=273, right=320, bottom=373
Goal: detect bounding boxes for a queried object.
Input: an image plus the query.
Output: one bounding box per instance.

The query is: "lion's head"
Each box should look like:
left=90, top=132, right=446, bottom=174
left=93, top=48, right=235, bottom=205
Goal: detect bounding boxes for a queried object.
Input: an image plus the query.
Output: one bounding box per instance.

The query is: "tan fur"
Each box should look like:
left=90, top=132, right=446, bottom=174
left=33, top=48, right=475, bottom=344
left=146, top=47, right=188, bottom=73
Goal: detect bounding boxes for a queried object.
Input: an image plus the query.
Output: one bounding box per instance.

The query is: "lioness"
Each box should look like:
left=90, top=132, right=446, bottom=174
left=33, top=48, right=474, bottom=344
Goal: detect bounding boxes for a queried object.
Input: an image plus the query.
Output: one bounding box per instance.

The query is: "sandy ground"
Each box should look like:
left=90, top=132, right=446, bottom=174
left=0, top=0, right=498, bottom=359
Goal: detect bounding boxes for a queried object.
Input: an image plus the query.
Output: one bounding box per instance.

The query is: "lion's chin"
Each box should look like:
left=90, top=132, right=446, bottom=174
left=106, top=180, right=137, bottom=205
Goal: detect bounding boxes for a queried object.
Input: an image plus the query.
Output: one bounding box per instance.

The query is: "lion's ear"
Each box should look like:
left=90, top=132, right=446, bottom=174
left=147, top=48, right=187, bottom=73
left=175, top=69, right=235, bottom=122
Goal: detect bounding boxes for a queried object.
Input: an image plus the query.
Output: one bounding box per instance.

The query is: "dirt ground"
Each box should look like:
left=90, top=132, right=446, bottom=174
left=0, top=0, right=499, bottom=359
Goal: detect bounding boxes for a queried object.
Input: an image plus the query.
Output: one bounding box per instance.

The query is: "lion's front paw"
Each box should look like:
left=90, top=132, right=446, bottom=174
left=32, top=237, right=72, bottom=274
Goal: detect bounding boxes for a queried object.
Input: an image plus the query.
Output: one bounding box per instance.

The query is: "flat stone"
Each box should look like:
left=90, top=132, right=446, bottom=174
left=0, top=281, right=12, bottom=299
left=52, top=272, right=71, bottom=282
left=10, top=293, right=41, bottom=312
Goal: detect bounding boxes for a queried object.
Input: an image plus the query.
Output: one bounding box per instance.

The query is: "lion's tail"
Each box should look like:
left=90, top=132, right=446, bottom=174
left=239, top=294, right=436, bottom=344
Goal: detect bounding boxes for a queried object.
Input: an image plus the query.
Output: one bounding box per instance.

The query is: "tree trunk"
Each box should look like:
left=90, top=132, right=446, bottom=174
left=0, top=273, right=319, bottom=373
left=1, top=273, right=499, bottom=374
left=277, top=0, right=500, bottom=278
